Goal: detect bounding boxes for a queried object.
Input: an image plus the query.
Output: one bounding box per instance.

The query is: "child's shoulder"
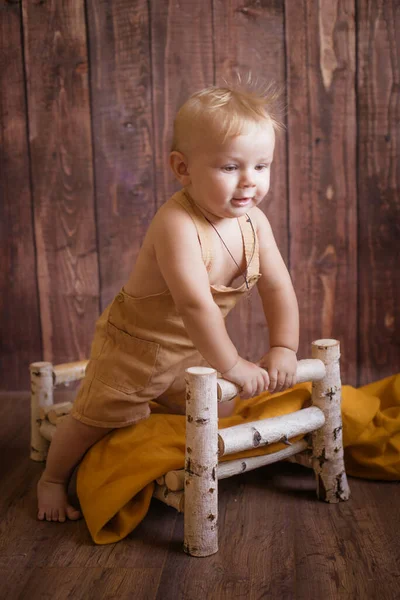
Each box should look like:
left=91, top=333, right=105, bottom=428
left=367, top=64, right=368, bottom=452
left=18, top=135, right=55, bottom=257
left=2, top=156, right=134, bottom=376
left=247, top=206, right=271, bottom=235
left=148, top=190, right=198, bottom=240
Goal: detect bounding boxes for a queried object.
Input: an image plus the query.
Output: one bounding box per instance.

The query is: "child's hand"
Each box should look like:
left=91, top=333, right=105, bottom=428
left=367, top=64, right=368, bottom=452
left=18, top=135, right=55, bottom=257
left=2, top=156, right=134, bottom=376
left=221, top=357, right=270, bottom=400
left=258, top=347, right=297, bottom=393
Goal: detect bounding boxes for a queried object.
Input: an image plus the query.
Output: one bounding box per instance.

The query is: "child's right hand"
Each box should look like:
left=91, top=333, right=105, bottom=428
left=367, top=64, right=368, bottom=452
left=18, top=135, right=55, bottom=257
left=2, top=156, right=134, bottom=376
left=221, top=357, right=270, bottom=399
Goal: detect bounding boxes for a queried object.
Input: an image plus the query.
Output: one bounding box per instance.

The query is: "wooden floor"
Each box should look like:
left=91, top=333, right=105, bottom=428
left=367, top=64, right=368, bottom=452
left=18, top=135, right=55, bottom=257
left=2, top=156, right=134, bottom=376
left=1, top=392, right=399, bottom=600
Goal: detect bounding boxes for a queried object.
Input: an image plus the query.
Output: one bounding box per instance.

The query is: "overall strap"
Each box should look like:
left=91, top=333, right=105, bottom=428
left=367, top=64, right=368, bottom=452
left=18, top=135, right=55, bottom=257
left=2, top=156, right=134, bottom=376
left=172, top=190, right=214, bottom=272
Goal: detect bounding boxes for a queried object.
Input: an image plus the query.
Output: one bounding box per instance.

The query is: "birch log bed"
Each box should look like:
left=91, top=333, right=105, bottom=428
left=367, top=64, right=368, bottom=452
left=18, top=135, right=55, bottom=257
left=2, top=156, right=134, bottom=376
left=30, top=338, right=350, bottom=557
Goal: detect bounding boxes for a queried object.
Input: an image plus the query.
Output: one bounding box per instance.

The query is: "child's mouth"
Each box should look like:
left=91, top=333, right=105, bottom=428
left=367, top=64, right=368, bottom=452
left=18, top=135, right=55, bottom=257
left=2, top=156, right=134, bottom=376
left=232, top=197, right=253, bottom=207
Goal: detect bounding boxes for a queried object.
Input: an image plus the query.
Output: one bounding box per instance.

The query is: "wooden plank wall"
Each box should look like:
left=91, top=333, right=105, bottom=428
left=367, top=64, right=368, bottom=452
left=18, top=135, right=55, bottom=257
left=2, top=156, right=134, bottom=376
left=286, top=0, right=358, bottom=382
left=0, top=0, right=399, bottom=390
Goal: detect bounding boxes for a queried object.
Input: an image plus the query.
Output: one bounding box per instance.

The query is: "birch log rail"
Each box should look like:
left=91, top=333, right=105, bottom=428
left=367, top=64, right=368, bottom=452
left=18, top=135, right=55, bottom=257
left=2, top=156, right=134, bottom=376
left=29, top=338, right=350, bottom=557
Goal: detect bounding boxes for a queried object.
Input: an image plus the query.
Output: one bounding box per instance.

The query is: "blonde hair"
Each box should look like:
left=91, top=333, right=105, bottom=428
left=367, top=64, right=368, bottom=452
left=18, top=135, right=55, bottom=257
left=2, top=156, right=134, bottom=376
left=171, top=75, right=283, bottom=153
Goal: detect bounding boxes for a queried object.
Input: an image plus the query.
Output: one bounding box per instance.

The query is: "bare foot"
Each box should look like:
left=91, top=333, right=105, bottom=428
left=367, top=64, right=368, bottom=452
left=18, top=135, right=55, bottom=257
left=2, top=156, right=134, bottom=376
left=37, top=475, right=82, bottom=522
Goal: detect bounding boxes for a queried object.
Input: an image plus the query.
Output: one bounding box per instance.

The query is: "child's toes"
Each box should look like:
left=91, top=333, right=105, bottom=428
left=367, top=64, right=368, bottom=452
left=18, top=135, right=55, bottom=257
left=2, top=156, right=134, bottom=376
left=37, top=509, right=46, bottom=521
left=58, top=510, right=66, bottom=523
left=66, top=505, right=81, bottom=521
left=51, top=509, right=60, bottom=522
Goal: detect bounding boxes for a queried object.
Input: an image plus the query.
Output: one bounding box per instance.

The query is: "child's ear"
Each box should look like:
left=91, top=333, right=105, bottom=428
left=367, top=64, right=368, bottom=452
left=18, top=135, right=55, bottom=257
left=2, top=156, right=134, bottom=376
left=169, top=151, right=191, bottom=185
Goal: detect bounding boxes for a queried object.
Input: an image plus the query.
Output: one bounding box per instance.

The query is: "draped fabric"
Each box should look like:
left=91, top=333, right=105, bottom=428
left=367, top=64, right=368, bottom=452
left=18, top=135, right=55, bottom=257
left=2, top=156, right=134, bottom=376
left=77, top=374, right=400, bottom=544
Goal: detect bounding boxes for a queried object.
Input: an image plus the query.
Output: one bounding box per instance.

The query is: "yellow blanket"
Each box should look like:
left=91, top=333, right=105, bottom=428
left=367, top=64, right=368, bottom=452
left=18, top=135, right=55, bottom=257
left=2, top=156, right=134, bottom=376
left=77, top=374, right=400, bottom=544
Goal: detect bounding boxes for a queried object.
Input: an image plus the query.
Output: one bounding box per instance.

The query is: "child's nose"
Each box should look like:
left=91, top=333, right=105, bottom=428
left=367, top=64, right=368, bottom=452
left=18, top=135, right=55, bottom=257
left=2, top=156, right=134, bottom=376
left=239, top=170, right=256, bottom=188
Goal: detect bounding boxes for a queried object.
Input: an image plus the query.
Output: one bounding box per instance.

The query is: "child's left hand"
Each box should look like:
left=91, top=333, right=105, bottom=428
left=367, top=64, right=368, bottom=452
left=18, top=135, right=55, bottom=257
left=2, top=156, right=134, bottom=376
left=258, top=347, right=297, bottom=393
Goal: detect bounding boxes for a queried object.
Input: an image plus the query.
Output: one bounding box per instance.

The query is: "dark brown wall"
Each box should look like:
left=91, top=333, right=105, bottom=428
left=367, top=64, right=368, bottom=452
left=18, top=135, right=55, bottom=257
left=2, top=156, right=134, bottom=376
left=1, top=0, right=399, bottom=390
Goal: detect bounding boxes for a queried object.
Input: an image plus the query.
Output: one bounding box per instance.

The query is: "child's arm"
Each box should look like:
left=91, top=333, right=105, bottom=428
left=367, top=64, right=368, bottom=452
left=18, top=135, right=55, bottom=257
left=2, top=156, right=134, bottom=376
left=152, top=203, right=269, bottom=399
left=253, top=208, right=299, bottom=393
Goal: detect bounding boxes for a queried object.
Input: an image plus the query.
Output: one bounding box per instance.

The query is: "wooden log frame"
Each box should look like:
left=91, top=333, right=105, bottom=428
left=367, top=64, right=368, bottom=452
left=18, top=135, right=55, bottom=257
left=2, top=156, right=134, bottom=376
left=30, top=338, right=350, bottom=557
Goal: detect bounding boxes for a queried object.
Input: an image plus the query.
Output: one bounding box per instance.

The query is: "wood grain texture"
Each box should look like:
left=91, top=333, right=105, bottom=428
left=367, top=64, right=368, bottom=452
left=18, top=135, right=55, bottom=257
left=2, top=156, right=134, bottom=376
left=1, top=392, right=400, bottom=599
left=86, top=0, right=156, bottom=309
left=0, top=2, right=41, bottom=389
left=22, top=0, right=99, bottom=365
left=357, top=0, right=400, bottom=385
left=213, top=0, right=287, bottom=362
left=286, top=0, right=358, bottom=384
left=1, top=1, right=400, bottom=389
left=151, top=0, right=214, bottom=207
left=156, top=468, right=400, bottom=599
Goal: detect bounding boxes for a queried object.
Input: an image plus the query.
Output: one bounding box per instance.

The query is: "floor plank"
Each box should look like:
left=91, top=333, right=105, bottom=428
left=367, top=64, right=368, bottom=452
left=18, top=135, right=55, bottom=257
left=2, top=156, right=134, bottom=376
left=1, top=393, right=399, bottom=600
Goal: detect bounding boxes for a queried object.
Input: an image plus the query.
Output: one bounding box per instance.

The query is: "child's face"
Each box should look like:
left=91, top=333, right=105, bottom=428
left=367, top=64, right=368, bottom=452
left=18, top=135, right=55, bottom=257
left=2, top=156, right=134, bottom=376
left=185, top=120, right=275, bottom=221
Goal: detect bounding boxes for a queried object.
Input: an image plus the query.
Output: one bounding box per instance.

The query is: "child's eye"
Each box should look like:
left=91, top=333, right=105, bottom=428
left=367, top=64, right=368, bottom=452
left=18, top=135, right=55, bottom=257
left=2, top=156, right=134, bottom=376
left=255, top=164, right=269, bottom=171
left=222, top=165, right=237, bottom=172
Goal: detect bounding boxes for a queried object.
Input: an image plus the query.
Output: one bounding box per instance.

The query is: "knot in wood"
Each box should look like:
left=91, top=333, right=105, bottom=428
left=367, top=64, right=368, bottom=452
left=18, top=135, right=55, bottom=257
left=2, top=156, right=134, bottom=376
left=325, top=387, right=337, bottom=401
left=333, top=426, right=342, bottom=440
left=252, top=428, right=262, bottom=447
left=195, top=417, right=209, bottom=425
left=317, top=448, right=327, bottom=468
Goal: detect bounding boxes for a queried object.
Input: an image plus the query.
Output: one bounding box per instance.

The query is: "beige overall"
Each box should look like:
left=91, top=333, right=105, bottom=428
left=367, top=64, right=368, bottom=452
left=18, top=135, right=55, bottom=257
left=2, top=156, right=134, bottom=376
left=71, top=190, right=261, bottom=428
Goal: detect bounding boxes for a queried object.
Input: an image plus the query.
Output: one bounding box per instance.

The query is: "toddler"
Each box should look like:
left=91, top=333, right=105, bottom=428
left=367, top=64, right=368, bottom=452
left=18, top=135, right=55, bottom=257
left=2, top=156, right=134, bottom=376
left=37, top=80, right=299, bottom=522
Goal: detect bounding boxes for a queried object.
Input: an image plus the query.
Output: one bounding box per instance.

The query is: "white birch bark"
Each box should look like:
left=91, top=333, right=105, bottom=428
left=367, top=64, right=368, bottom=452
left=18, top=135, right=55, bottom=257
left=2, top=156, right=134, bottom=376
left=311, top=339, right=350, bottom=502
left=46, top=402, right=73, bottom=425
left=53, top=360, right=88, bottom=385
left=30, top=362, right=54, bottom=461
left=39, top=401, right=73, bottom=422
left=164, top=439, right=309, bottom=491
left=39, top=420, right=57, bottom=442
left=218, top=406, right=325, bottom=456
left=153, top=484, right=184, bottom=512
left=184, top=367, right=218, bottom=557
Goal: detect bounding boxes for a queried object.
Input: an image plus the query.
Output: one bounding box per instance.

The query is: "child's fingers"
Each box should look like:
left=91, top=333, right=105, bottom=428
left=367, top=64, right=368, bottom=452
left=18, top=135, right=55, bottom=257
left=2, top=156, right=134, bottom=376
left=283, top=373, right=293, bottom=390
left=285, top=373, right=293, bottom=390
left=260, top=368, right=270, bottom=392
left=255, top=371, right=267, bottom=397
left=268, top=368, right=278, bottom=392
left=274, top=371, right=287, bottom=392
left=240, top=380, right=255, bottom=400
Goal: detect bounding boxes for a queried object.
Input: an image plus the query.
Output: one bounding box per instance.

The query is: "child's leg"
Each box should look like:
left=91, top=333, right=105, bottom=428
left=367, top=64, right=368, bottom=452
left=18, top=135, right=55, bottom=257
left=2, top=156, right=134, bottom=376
left=37, top=415, right=112, bottom=522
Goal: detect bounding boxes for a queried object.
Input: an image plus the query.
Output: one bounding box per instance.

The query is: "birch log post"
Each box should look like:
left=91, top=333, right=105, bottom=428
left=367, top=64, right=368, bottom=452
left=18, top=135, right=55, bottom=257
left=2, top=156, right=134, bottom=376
left=30, top=361, right=54, bottom=461
left=184, top=367, right=218, bottom=557
left=311, top=339, right=350, bottom=502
